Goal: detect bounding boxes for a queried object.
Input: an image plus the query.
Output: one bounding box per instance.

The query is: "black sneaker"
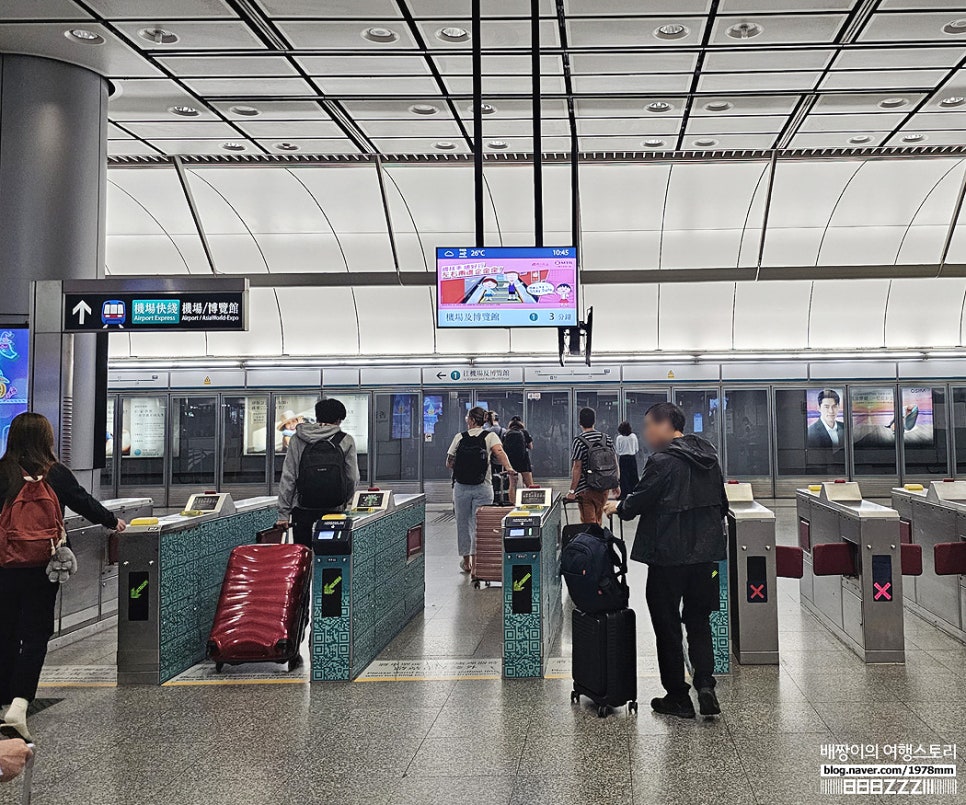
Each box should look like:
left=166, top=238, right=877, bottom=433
left=697, top=687, right=721, bottom=716
left=650, top=694, right=696, bottom=719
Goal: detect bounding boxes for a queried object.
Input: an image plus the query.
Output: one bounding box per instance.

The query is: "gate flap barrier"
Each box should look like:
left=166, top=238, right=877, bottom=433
left=812, top=542, right=856, bottom=576
left=934, top=542, right=966, bottom=576
left=900, top=543, right=923, bottom=577
left=776, top=545, right=804, bottom=579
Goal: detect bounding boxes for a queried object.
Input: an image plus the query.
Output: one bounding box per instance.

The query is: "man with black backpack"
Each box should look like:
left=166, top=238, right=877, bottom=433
left=604, top=402, right=728, bottom=720
left=446, top=406, right=517, bottom=575
left=276, top=398, right=360, bottom=549
left=566, top=407, right=620, bottom=524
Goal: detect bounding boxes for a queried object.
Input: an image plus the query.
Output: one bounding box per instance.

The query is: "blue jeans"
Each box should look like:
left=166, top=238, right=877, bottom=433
left=453, top=481, right=494, bottom=556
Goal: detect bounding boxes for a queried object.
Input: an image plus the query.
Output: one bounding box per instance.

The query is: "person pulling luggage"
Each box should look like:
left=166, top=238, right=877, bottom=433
left=276, top=398, right=360, bottom=548
left=604, top=402, right=728, bottom=720
left=446, top=406, right=517, bottom=575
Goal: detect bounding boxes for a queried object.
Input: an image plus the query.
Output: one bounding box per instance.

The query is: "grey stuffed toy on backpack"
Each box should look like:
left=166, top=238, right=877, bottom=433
left=46, top=544, right=78, bottom=584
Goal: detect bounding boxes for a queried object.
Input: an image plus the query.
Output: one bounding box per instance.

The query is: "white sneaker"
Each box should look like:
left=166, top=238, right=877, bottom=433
left=2, top=697, right=31, bottom=741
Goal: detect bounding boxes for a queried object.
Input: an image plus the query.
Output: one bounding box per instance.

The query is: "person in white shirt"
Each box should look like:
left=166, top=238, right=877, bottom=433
left=807, top=388, right=845, bottom=448
left=616, top=420, right=641, bottom=500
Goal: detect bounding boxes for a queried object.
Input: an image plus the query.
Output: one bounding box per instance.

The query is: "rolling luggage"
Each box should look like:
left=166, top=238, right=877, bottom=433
left=472, top=503, right=514, bottom=588
left=571, top=608, right=638, bottom=718
left=562, top=499, right=621, bottom=549
left=492, top=471, right=512, bottom=507
left=256, top=524, right=288, bottom=544
left=21, top=743, right=34, bottom=805
left=207, top=543, right=312, bottom=672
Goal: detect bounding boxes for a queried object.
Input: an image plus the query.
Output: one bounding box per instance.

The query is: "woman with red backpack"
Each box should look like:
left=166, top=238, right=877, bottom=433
left=0, top=413, right=126, bottom=741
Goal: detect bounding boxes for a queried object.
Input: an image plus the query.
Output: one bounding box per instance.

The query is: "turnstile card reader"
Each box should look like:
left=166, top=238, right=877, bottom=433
left=502, top=502, right=563, bottom=679
left=798, top=482, right=904, bottom=663
left=313, top=514, right=353, bottom=555
left=183, top=492, right=236, bottom=518
left=726, top=483, right=779, bottom=665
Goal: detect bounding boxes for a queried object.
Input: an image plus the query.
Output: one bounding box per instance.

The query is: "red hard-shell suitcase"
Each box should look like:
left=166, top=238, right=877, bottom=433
left=207, top=544, right=312, bottom=672
left=473, top=504, right=514, bottom=588
left=571, top=608, right=638, bottom=717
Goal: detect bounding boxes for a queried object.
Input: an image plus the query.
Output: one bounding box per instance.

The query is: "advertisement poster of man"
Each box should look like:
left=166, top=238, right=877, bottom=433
left=806, top=388, right=846, bottom=449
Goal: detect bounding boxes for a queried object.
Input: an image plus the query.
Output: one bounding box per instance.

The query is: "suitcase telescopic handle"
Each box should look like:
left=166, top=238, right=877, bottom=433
left=21, top=744, right=35, bottom=805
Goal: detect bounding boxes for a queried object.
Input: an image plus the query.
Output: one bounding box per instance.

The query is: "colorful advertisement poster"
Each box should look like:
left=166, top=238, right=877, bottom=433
left=124, top=397, right=166, bottom=457
left=805, top=387, right=846, bottom=449
left=423, top=395, right=443, bottom=436
left=436, top=246, right=579, bottom=328
left=391, top=394, right=413, bottom=440
left=0, top=329, right=29, bottom=456
left=898, top=387, right=934, bottom=447
left=850, top=387, right=896, bottom=448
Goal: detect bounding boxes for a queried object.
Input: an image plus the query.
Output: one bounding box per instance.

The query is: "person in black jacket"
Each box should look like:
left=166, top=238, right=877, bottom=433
left=605, top=402, right=728, bottom=720
left=0, top=413, right=126, bottom=741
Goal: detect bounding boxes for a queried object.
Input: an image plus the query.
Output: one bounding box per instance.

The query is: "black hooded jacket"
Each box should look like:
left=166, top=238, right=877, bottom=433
left=616, top=434, right=728, bottom=566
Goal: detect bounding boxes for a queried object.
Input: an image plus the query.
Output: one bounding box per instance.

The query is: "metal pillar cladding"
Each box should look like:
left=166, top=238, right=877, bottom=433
left=726, top=483, right=779, bottom=665
left=1, top=55, right=108, bottom=489
left=798, top=482, right=905, bottom=663
left=892, top=481, right=966, bottom=643
left=502, top=501, right=563, bottom=678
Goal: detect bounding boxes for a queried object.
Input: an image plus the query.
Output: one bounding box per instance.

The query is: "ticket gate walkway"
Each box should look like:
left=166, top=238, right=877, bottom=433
left=797, top=481, right=918, bottom=663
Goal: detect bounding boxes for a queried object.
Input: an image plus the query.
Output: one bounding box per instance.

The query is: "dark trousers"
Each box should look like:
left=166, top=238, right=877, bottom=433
left=291, top=507, right=339, bottom=549
left=645, top=562, right=719, bottom=697
left=0, top=566, right=60, bottom=704
left=618, top=455, right=639, bottom=499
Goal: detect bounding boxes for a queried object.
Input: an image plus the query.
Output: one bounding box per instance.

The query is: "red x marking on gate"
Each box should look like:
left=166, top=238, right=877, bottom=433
left=749, top=584, right=765, bottom=600
left=873, top=582, right=892, bottom=601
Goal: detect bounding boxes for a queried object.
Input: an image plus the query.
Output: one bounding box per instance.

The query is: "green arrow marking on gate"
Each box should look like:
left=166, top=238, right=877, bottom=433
left=512, top=572, right=531, bottom=592
left=323, top=575, right=342, bottom=595
left=130, top=580, right=148, bottom=599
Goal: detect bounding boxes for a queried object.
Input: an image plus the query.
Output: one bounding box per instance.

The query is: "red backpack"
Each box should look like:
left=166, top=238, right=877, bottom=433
left=0, top=474, right=66, bottom=568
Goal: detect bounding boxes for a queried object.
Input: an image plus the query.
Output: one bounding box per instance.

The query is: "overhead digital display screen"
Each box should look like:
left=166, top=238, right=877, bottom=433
left=436, top=246, right=579, bottom=329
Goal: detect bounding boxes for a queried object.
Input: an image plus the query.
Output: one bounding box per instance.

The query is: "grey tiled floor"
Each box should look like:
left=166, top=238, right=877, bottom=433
left=4, top=502, right=965, bottom=804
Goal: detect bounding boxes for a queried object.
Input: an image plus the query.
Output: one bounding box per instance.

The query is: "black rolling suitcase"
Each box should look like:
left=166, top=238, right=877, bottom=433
left=571, top=608, right=638, bottom=718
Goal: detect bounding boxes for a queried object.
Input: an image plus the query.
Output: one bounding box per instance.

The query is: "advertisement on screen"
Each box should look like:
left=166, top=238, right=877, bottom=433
left=274, top=396, right=318, bottom=453
left=0, top=329, right=29, bottom=456
left=423, top=395, right=443, bottom=436
left=391, top=394, right=413, bottom=440
left=436, top=246, right=579, bottom=328
left=124, top=397, right=166, bottom=457
left=805, top=387, right=846, bottom=449
left=898, top=387, right=933, bottom=447
left=850, top=387, right=896, bottom=448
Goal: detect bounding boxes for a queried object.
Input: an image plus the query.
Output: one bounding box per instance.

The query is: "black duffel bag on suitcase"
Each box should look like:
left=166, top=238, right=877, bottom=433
left=571, top=608, right=638, bottom=718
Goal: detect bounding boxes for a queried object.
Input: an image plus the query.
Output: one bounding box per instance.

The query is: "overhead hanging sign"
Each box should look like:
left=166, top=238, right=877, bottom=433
left=421, top=366, right=524, bottom=385
left=62, top=278, right=248, bottom=333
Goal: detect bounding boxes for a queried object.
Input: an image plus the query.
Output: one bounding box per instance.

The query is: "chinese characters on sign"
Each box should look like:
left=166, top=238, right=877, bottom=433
left=64, top=292, right=246, bottom=332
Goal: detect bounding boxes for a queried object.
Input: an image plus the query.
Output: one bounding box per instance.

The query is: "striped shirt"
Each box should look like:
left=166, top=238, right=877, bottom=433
left=571, top=429, right=614, bottom=494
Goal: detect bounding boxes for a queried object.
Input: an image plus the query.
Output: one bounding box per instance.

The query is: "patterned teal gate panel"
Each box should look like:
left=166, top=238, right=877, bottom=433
left=711, top=558, right=730, bottom=674
left=503, top=550, right=542, bottom=678
left=312, top=555, right=351, bottom=681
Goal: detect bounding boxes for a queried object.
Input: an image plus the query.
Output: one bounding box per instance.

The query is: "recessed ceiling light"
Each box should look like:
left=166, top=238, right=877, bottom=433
left=487, top=140, right=509, bottom=150
left=138, top=27, right=179, bottom=45
left=466, top=103, right=497, bottom=116
left=901, top=133, right=926, bottom=143
left=849, top=135, right=872, bottom=144
left=942, top=19, right=966, bottom=35
left=693, top=138, right=718, bottom=148
left=643, top=139, right=666, bottom=148
left=878, top=97, right=908, bottom=109
left=409, top=103, right=439, bottom=116
left=939, top=96, right=966, bottom=108
left=221, top=142, right=246, bottom=152
left=437, top=26, right=470, bottom=43
left=646, top=101, right=673, bottom=113
left=64, top=28, right=104, bottom=45
left=169, top=105, right=199, bottom=117
left=727, top=21, right=763, bottom=39
left=704, top=100, right=734, bottom=112
left=274, top=142, right=299, bottom=152
left=230, top=105, right=260, bottom=117
left=434, top=141, right=457, bottom=150
left=362, top=27, right=399, bottom=43
left=654, top=23, right=689, bottom=41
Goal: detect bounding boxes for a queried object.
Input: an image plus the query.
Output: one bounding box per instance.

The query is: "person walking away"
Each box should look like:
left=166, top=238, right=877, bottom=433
left=482, top=411, right=509, bottom=503
left=276, top=398, right=360, bottom=548
left=0, top=412, right=127, bottom=741
left=503, top=417, right=534, bottom=501
left=604, top=402, right=728, bottom=719
left=566, top=407, right=620, bottom=525
left=615, top=421, right=640, bottom=500
left=447, top=406, right=516, bottom=574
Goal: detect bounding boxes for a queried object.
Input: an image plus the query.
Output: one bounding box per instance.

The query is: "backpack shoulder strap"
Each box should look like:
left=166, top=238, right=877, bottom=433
left=330, top=431, right=347, bottom=447
left=609, top=533, right=629, bottom=577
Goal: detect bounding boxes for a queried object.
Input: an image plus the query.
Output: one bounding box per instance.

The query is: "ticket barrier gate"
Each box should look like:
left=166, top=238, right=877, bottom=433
left=502, top=499, right=562, bottom=678
left=798, top=482, right=913, bottom=663
left=726, top=483, right=803, bottom=665
left=891, top=480, right=966, bottom=643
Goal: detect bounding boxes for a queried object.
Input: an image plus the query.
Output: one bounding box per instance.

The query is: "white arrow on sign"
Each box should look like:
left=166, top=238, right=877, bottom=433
left=72, top=300, right=92, bottom=325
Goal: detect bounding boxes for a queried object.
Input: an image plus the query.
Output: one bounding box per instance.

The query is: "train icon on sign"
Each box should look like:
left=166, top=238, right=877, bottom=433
left=101, top=300, right=127, bottom=327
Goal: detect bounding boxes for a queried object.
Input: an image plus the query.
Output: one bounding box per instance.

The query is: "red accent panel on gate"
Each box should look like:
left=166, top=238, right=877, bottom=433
left=899, top=519, right=912, bottom=545
left=776, top=545, right=804, bottom=579
left=900, top=543, right=922, bottom=576
left=812, top=542, right=856, bottom=576
left=934, top=542, right=966, bottom=576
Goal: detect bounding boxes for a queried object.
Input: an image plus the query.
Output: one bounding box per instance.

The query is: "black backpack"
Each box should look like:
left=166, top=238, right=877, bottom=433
left=560, top=524, right=630, bottom=614
left=453, top=431, right=489, bottom=485
left=296, top=432, right=351, bottom=510
left=503, top=428, right=526, bottom=457
left=579, top=434, right=620, bottom=491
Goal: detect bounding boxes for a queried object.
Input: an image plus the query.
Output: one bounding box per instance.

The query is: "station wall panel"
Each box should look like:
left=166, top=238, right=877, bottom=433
left=884, top=277, right=966, bottom=348
left=733, top=281, right=811, bottom=350
left=658, top=282, right=734, bottom=351
left=808, top=279, right=890, bottom=349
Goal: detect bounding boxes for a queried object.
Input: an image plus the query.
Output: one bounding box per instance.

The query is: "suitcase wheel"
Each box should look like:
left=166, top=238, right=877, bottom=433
left=628, top=700, right=638, bottom=714
left=215, top=662, right=224, bottom=673
left=570, top=691, right=580, bottom=705
left=597, top=705, right=608, bottom=718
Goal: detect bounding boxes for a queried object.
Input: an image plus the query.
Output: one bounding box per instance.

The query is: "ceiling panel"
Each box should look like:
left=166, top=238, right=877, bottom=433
left=719, top=0, right=856, bottom=9
left=811, top=92, right=927, bottom=113
left=153, top=139, right=261, bottom=156
left=702, top=48, right=834, bottom=72
left=296, top=55, right=432, bottom=76
left=576, top=117, right=682, bottom=136
left=235, top=119, right=345, bottom=138
left=697, top=71, right=821, bottom=92
left=125, top=120, right=241, bottom=139
left=831, top=46, right=965, bottom=70
left=710, top=14, right=847, bottom=44
left=256, top=0, right=402, bottom=16
left=254, top=139, right=361, bottom=154
left=276, top=20, right=418, bottom=49
left=314, top=76, right=443, bottom=96
left=357, top=118, right=463, bottom=138
left=5, top=0, right=90, bottom=18
left=820, top=69, right=950, bottom=90
left=408, top=0, right=556, bottom=16
left=859, top=11, right=966, bottom=42
left=414, top=19, right=560, bottom=49
left=788, top=131, right=891, bottom=148
left=571, top=74, right=694, bottom=94
left=798, top=112, right=908, bottom=132
left=566, top=17, right=707, bottom=48
left=212, top=100, right=330, bottom=120
left=686, top=115, right=788, bottom=134
left=113, top=21, right=266, bottom=51
left=86, top=0, right=237, bottom=17
left=110, top=79, right=213, bottom=121
left=157, top=55, right=299, bottom=77
left=181, top=77, right=316, bottom=97
left=569, top=52, right=698, bottom=74
left=691, top=95, right=802, bottom=115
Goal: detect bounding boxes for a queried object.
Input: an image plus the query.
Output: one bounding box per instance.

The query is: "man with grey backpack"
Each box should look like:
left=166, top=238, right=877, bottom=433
left=566, top=407, right=620, bottom=525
